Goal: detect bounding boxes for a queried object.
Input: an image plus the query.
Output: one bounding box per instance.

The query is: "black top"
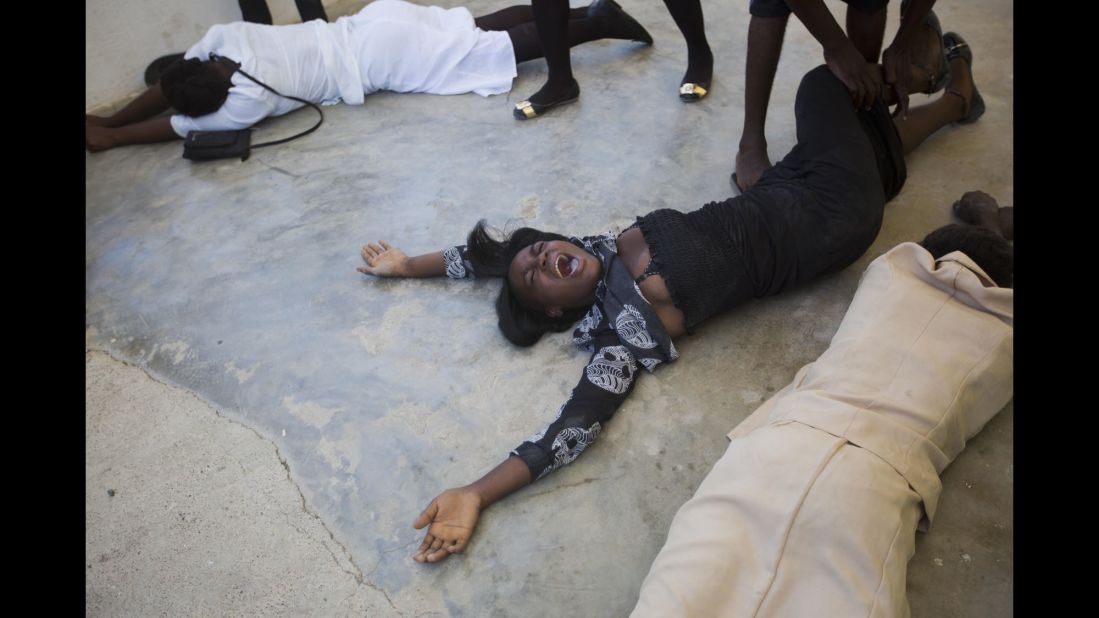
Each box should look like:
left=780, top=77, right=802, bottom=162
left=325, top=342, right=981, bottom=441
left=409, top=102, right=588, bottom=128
left=444, top=233, right=678, bottom=480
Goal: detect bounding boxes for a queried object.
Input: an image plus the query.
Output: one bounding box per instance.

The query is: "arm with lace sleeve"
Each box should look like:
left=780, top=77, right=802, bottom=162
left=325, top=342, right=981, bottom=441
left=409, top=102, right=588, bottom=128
left=357, top=242, right=481, bottom=279
left=512, top=329, right=640, bottom=481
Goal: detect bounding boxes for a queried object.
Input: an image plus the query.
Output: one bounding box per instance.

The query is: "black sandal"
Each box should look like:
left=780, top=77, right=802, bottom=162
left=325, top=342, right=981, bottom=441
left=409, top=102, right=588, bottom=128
left=588, top=0, right=653, bottom=45
left=943, top=32, right=985, bottom=124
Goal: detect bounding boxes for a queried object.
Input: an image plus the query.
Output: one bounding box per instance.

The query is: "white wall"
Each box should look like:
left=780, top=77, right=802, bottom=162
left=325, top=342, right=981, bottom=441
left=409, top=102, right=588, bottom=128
left=86, top=0, right=335, bottom=111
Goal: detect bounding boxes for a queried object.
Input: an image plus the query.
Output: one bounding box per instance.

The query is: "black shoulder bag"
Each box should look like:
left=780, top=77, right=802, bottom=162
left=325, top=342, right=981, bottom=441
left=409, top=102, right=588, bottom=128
left=182, top=54, right=324, bottom=161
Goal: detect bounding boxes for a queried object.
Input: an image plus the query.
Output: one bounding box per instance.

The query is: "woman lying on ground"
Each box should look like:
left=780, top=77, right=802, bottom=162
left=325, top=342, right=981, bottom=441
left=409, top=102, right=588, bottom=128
left=632, top=193, right=1013, bottom=616
left=358, top=28, right=986, bottom=563
left=85, top=0, right=652, bottom=152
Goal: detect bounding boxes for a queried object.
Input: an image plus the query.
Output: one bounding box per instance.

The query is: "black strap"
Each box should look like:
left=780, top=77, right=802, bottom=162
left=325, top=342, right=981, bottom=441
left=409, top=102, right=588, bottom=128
left=210, top=53, right=324, bottom=149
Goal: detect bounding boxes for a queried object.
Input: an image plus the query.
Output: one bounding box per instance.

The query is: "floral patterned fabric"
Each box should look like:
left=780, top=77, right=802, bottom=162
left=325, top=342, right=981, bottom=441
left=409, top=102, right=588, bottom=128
left=445, top=233, right=677, bottom=480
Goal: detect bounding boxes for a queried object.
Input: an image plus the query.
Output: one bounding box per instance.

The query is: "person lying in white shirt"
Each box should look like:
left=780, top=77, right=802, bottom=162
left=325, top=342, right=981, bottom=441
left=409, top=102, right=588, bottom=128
left=85, top=0, right=652, bottom=152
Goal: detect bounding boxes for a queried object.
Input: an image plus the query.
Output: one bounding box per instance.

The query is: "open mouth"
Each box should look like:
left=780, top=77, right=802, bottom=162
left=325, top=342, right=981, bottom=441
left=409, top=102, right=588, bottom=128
left=554, top=254, right=580, bottom=278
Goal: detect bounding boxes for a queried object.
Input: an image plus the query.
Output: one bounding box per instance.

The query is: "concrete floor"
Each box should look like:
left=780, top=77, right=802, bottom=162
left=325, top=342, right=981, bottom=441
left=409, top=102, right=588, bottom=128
left=86, top=0, right=1013, bottom=615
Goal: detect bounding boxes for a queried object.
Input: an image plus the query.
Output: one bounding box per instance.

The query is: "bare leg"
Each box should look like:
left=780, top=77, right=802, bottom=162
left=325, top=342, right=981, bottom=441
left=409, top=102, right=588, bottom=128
left=734, top=15, right=788, bottom=191
left=891, top=52, right=973, bottom=155
left=845, top=5, right=887, bottom=61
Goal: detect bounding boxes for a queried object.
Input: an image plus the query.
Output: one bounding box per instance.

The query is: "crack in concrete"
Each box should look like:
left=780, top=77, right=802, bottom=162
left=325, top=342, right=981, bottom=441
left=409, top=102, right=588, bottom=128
left=256, top=159, right=301, bottom=178
left=524, top=474, right=622, bottom=500
left=366, top=538, right=420, bottom=578
left=85, top=347, right=405, bottom=617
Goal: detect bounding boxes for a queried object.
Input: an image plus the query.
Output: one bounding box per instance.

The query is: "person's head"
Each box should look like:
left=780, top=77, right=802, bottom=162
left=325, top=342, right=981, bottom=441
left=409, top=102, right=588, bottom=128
left=466, top=221, right=604, bottom=347
left=920, top=224, right=1013, bottom=288
left=159, top=57, right=233, bottom=117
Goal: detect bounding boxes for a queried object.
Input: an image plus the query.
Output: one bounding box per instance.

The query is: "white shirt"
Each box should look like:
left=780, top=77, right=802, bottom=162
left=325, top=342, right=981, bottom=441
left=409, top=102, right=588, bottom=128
left=171, top=19, right=349, bottom=136
left=170, top=0, right=515, bottom=137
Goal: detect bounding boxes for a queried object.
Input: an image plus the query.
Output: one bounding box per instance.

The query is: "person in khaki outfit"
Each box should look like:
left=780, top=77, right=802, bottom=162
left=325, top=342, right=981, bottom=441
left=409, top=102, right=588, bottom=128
left=631, top=192, right=1013, bottom=617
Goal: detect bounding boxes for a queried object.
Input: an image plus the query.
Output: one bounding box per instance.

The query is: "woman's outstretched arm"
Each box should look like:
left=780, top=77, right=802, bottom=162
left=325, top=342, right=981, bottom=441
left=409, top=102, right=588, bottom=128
left=85, top=83, right=182, bottom=152
left=357, top=241, right=447, bottom=278
left=411, top=456, right=531, bottom=563
left=358, top=241, right=485, bottom=279
left=412, top=330, right=642, bottom=563
left=86, top=116, right=180, bottom=152
left=87, top=83, right=172, bottom=129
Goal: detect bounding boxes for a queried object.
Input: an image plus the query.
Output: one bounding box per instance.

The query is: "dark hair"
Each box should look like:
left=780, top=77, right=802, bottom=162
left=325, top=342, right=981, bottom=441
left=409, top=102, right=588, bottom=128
left=159, top=58, right=232, bottom=117
left=920, top=224, right=1013, bottom=288
left=466, top=220, right=592, bottom=347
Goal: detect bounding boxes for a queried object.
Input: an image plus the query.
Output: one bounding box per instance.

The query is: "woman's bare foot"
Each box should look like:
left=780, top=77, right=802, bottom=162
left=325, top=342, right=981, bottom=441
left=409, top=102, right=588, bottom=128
left=734, top=141, right=771, bottom=192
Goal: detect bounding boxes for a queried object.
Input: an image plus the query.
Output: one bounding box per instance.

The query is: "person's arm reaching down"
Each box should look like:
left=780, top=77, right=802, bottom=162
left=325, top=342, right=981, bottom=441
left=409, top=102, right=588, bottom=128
left=881, top=0, right=937, bottom=118
left=785, top=0, right=882, bottom=110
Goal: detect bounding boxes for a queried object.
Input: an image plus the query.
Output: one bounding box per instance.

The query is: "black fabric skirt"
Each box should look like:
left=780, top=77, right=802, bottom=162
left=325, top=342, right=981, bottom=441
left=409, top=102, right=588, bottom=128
left=638, top=66, right=906, bottom=330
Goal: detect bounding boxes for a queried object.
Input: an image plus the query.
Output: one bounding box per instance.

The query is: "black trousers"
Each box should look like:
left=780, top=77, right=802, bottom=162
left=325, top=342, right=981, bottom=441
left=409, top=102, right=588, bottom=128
left=239, top=0, right=327, bottom=24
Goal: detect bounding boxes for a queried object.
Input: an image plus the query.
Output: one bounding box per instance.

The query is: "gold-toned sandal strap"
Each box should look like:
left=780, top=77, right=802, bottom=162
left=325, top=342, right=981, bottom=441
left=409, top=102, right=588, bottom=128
left=680, top=83, right=707, bottom=98
left=515, top=100, right=536, bottom=119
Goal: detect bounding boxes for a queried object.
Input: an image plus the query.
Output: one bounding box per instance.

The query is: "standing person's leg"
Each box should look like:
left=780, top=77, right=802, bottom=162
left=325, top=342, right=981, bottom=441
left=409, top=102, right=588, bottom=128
left=238, top=0, right=273, bottom=24
left=514, top=0, right=577, bottom=119
left=734, top=2, right=791, bottom=192
left=844, top=2, right=888, bottom=61
left=293, top=0, right=328, bottom=22
left=660, top=0, right=713, bottom=101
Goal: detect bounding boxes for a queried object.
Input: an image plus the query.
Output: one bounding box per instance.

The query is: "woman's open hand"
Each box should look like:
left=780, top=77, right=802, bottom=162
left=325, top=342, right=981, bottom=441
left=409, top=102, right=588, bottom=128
left=412, top=487, right=484, bottom=563
left=357, top=241, right=409, bottom=277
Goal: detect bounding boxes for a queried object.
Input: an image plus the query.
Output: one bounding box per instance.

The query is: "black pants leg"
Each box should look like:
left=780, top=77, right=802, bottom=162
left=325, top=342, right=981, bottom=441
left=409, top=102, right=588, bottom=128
left=238, top=0, right=327, bottom=24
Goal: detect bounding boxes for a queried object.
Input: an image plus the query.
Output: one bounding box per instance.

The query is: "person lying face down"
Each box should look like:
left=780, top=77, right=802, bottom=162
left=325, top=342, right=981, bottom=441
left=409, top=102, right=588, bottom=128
left=356, top=23, right=991, bottom=563
left=631, top=192, right=1013, bottom=617
left=84, top=0, right=655, bottom=152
